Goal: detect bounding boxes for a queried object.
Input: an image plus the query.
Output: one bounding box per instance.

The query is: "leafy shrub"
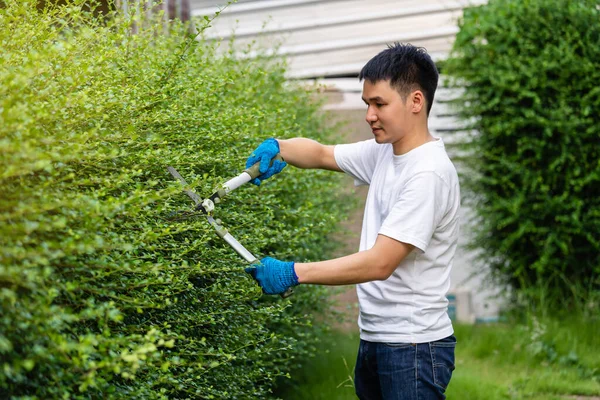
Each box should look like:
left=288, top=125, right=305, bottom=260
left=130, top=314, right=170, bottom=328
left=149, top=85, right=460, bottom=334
left=0, top=1, right=349, bottom=398
left=445, top=0, right=600, bottom=310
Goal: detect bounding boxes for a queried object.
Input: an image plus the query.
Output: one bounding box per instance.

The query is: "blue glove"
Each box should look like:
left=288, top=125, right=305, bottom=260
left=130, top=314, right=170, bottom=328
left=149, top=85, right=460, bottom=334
left=245, top=138, right=287, bottom=186
left=245, top=257, right=299, bottom=295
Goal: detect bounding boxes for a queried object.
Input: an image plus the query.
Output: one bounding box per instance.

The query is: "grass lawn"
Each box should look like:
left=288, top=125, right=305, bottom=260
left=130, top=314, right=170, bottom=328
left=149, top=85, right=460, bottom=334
left=277, top=316, right=600, bottom=399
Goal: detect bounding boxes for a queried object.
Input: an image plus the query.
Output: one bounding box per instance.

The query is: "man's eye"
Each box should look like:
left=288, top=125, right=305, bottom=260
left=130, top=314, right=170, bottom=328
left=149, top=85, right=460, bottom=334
left=376, top=103, right=384, bottom=107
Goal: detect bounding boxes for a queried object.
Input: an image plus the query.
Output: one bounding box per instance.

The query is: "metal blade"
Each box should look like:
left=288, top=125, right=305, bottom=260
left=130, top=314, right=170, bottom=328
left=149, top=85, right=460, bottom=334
left=167, top=166, right=201, bottom=206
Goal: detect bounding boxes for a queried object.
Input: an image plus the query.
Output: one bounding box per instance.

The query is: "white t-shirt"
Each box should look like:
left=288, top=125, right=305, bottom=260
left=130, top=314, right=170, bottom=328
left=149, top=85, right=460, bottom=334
left=334, top=138, right=460, bottom=343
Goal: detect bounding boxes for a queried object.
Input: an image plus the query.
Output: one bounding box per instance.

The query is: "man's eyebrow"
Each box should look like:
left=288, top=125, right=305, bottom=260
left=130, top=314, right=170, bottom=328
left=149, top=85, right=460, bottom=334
left=361, top=96, right=385, bottom=102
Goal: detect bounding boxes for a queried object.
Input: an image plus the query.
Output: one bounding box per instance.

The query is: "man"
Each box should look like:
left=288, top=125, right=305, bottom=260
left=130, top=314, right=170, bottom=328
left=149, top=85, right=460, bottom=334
left=245, top=43, right=460, bottom=400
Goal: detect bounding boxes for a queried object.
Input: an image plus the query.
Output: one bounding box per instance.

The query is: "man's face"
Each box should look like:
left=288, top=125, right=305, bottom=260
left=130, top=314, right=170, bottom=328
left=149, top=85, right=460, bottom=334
left=361, top=79, right=413, bottom=145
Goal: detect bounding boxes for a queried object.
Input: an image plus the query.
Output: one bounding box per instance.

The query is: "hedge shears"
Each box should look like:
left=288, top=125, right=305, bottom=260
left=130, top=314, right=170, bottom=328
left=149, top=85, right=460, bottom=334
left=167, top=154, right=293, bottom=298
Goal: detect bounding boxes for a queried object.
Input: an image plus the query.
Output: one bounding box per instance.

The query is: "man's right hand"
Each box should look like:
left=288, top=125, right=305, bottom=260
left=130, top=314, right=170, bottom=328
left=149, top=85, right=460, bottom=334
left=245, top=138, right=287, bottom=185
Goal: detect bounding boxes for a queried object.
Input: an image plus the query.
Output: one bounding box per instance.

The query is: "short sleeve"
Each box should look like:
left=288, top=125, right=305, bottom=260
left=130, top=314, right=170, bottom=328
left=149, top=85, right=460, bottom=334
left=379, top=172, right=450, bottom=252
left=334, top=139, right=382, bottom=186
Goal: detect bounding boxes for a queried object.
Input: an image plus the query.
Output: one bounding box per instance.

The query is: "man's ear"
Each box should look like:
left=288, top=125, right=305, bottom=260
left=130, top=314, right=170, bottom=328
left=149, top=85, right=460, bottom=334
left=410, top=90, right=425, bottom=114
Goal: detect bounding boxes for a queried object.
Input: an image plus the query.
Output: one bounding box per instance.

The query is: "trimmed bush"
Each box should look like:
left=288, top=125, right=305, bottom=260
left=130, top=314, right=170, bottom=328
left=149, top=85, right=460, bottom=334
left=446, top=0, right=600, bottom=310
left=0, top=2, right=349, bottom=398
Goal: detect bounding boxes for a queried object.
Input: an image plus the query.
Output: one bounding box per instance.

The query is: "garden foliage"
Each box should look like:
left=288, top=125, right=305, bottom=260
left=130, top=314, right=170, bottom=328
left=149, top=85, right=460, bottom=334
left=446, top=0, right=600, bottom=309
left=0, top=2, right=349, bottom=398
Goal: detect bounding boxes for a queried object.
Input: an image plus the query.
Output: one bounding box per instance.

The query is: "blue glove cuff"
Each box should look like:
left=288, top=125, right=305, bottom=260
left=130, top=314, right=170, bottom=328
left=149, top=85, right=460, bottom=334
left=279, top=260, right=299, bottom=288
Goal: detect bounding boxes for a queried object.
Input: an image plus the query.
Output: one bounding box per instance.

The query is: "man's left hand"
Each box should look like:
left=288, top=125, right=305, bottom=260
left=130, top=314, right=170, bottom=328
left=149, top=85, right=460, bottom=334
left=245, top=257, right=299, bottom=295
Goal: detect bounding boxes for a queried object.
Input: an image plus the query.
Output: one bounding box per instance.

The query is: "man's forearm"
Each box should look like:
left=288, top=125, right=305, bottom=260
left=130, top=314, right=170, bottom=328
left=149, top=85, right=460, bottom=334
left=294, top=249, right=392, bottom=285
left=294, top=235, right=414, bottom=286
left=277, top=138, right=340, bottom=171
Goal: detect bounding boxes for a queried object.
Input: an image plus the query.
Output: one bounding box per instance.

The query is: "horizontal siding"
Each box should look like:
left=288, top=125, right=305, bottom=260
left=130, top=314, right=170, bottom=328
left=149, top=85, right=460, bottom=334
left=192, top=0, right=347, bottom=17
left=225, top=10, right=461, bottom=50
left=286, top=37, right=454, bottom=78
left=199, top=0, right=475, bottom=39
left=192, top=0, right=486, bottom=79
left=190, top=0, right=259, bottom=11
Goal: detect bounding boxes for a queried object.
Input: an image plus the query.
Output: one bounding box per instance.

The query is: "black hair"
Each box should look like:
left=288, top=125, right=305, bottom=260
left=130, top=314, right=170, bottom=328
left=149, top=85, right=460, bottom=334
left=359, top=43, right=439, bottom=115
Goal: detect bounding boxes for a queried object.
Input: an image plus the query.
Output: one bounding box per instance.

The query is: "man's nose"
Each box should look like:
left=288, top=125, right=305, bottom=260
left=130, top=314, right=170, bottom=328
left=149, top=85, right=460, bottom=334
left=365, top=107, right=377, bottom=123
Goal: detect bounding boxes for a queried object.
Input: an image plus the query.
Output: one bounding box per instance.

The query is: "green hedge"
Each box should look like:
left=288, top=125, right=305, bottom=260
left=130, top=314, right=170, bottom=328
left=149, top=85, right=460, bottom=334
left=0, top=2, right=349, bottom=398
left=446, top=0, right=600, bottom=310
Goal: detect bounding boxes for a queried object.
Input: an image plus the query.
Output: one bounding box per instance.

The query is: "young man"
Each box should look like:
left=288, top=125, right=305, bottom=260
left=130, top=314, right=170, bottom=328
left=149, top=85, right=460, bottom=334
left=245, top=43, right=460, bottom=400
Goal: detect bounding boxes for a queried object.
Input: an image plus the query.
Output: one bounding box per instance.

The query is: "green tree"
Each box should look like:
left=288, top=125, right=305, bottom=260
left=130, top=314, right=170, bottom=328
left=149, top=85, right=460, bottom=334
left=446, top=0, right=600, bottom=311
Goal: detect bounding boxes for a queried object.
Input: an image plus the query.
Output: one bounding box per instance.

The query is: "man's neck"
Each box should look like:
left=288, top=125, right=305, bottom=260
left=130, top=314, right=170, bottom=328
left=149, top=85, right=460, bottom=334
left=392, top=127, right=435, bottom=155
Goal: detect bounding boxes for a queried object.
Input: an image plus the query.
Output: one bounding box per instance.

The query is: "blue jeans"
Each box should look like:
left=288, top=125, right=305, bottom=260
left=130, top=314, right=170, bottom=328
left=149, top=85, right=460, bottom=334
left=354, top=335, right=456, bottom=400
